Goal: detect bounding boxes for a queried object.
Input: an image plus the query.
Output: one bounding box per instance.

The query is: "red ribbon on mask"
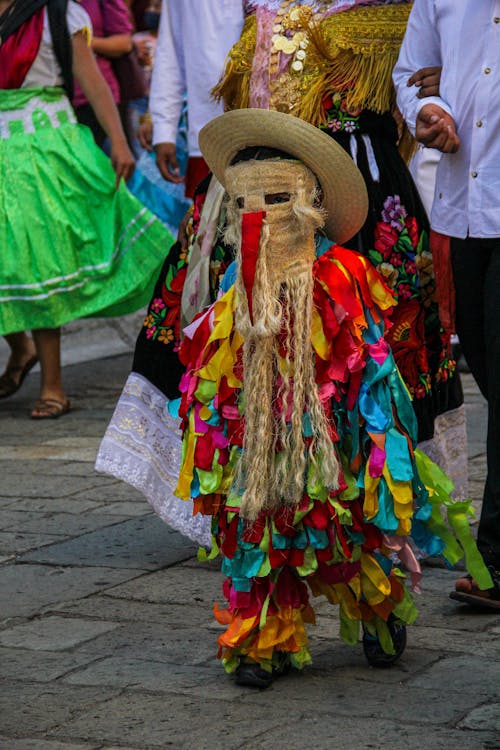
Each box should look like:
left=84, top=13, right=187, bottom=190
left=240, top=211, right=266, bottom=324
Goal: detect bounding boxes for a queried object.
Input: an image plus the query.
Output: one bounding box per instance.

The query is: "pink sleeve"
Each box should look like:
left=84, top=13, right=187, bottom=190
left=101, top=0, right=134, bottom=35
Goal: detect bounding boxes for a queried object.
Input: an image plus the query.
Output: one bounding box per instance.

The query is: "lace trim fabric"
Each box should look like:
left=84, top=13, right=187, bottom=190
left=95, top=372, right=212, bottom=548
left=418, top=404, right=468, bottom=501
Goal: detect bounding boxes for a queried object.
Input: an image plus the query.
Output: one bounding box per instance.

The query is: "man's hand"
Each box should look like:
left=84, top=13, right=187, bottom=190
left=155, top=142, right=184, bottom=183
left=407, top=66, right=441, bottom=98
left=416, top=104, right=460, bottom=153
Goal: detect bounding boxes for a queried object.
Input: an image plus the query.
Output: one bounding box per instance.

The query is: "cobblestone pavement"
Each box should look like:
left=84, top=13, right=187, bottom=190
left=0, top=352, right=498, bottom=750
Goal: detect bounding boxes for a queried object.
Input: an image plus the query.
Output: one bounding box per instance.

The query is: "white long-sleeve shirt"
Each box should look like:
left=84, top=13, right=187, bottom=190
left=393, top=0, right=500, bottom=239
left=150, top=0, right=244, bottom=157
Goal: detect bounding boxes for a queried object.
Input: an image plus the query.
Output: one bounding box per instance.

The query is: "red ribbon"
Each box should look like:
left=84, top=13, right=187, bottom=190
left=430, top=230, right=455, bottom=336
left=240, top=211, right=266, bottom=324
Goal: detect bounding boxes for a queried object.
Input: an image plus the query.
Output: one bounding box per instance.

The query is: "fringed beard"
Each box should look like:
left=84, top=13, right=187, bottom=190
left=234, top=236, right=340, bottom=521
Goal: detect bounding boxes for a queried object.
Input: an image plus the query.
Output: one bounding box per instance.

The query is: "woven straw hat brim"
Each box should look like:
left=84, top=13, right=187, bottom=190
left=199, top=109, right=368, bottom=244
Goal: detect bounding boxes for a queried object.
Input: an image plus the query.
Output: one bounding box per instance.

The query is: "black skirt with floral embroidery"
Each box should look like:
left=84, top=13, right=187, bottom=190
left=320, top=105, right=462, bottom=441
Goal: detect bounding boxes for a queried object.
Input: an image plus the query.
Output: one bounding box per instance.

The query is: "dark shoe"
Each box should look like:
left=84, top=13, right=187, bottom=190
left=363, top=616, right=407, bottom=668
left=235, top=661, right=273, bottom=688
left=0, top=355, right=38, bottom=399
left=235, top=653, right=291, bottom=688
left=450, top=566, right=500, bottom=611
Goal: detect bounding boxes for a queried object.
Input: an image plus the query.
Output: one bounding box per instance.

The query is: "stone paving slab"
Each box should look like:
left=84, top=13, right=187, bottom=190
left=0, top=683, right=121, bottom=736
left=102, top=564, right=222, bottom=604
left=73, top=623, right=217, bottom=666
left=18, top=516, right=197, bottom=571
left=458, top=703, right=500, bottom=732
left=3, top=497, right=108, bottom=514
left=49, top=692, right=283, bottom=749
left=0, top=564, right=145, bottom=620
left=0, top=438, right=103, bottom=464
left=239, top=716, right=498, bottom=750
left=0, top=511, right=132, bottom=537
left=52, top=595, right=212, bottom=629
left=400, top=624, right=497, bottom=658
left=0, top=739, right=100, bottom=750
left=65, top=485, right=148, bottom=512
left=89, top=502, right=149, bottom=518
left=0, top=475, right=113, bottom=499
left=46, top=686, right=496, bottom=750
left=0, top=646, right=103, bottom=684
left=0, top=616, right=119, bottom=651
left=0, top=460, right=100, bottom=478
left=0, top=531, right=64, bottom=556
left=410, top=655, right=500, bottom=698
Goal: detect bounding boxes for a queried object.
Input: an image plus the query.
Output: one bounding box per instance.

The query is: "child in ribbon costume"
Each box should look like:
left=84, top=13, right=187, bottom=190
left=174, top=108, right=492, bottom=688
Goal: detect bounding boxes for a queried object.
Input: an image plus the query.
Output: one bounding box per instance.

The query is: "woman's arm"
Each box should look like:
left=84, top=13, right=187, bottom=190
left=71, top=31, right=135, bottom=185
left=91, top=33, right=133, bottom=58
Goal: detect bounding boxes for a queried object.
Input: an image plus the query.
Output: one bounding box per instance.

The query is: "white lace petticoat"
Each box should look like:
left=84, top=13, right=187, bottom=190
left=95, top=372, right=212, bottom=548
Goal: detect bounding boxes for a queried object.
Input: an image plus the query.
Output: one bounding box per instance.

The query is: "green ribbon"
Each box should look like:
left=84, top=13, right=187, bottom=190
left=415, top=450, right=493, bottom=589
left=339, top=609, right=360, bottom=646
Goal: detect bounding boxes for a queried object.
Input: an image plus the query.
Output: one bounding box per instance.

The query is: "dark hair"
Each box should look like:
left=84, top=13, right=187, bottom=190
left=230, top=146, right=297, bottom=165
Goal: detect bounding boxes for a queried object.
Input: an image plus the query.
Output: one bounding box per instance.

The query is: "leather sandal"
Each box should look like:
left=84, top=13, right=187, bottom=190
left=450, top=566, right=500, bottom=610
left=30, top=397, right=71, bottom=420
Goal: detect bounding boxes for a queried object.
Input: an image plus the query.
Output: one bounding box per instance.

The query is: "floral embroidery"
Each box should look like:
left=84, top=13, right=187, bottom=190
left=150, top=298, right=165, bottom=313
left=321, top=92, right=362, bottom=133
left=367, top=195, right=455, bottom=399
left=369, top=196, right=431, bottom=302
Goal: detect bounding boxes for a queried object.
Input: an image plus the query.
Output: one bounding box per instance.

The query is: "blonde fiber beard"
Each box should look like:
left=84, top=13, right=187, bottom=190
left=234, top=225, right=340, bottom=521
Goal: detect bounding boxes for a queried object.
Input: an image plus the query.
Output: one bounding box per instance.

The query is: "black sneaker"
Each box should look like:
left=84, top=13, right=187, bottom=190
left=362, top=616, right=407, bottom=668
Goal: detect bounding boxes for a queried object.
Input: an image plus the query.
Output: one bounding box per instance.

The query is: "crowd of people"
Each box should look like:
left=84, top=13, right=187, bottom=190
left=1, top=0, right=498, bottom=689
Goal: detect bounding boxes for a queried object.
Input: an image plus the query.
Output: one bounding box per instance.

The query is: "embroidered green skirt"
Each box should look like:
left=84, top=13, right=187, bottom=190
left=0, top=87, right=173, bottom=334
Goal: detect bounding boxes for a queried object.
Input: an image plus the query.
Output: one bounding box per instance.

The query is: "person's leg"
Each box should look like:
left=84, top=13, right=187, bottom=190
left=450, top=237, right=489, bottom=398
left=451, top=237, right=500, bottom=602
left=0, top=332, right=38, bottom=398
left=477, top=240, right=500, bottom=569
left=30, top=328, right=70, bottom=418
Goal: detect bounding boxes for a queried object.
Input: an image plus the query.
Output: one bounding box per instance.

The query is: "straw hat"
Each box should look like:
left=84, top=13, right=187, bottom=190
left=199, top=108, right=368, bottom=244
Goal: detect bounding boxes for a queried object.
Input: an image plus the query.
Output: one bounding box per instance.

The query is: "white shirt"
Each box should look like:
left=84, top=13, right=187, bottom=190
left=22, top=3, right=91, bottom=89
left=393, top=0, right=500, bottom=239
left=150, top=0, right=244, bottom=156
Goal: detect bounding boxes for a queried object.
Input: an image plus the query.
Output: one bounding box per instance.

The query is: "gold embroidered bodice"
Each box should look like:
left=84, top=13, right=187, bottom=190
left=213, top=3, right=412, bottom=128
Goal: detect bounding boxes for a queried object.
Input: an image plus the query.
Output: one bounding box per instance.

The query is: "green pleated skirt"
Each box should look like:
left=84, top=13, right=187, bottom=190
left=0, top=87, right=173, bottom=334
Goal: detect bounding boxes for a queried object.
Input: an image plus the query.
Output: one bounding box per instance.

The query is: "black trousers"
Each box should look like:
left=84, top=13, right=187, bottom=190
left=451, top=237, right=500, bottom=569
